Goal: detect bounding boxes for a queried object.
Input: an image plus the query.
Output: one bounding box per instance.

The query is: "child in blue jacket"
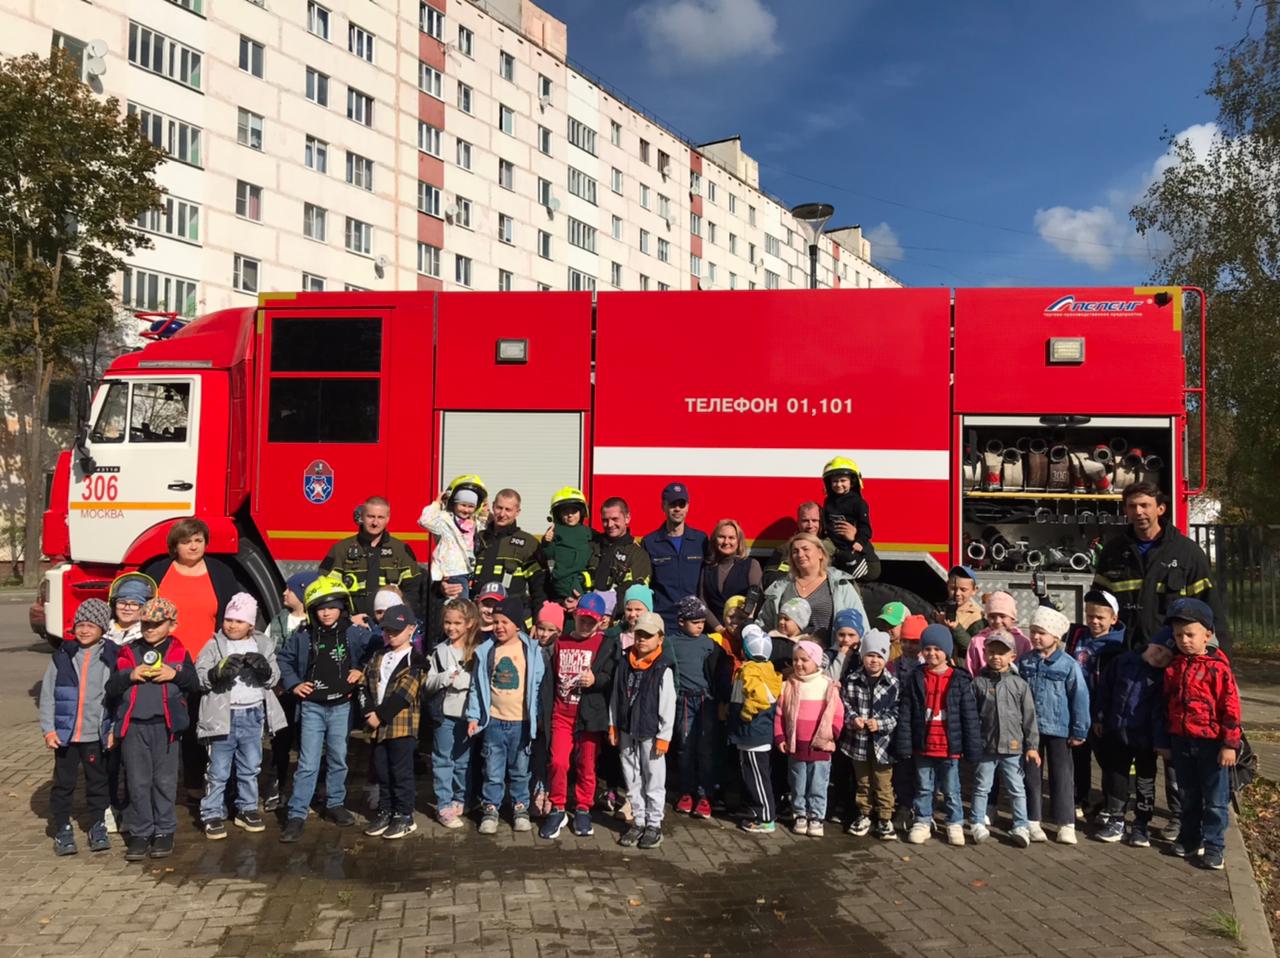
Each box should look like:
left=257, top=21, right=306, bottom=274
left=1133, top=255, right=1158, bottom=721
left=1066, top=588, right=1126, bottom=817
left=1017, top=606, right=1090, bottom=845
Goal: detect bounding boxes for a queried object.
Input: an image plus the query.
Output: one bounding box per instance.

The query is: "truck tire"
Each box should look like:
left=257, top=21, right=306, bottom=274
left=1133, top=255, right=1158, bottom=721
left=858, top=581, right=934, bottom=619
left=230, top=537, right=284, bottom=629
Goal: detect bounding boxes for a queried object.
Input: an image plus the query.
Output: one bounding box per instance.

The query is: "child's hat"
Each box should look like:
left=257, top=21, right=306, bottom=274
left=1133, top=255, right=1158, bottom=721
left=984, top=590, right=1017, bottom=619
left=381, top=605, right=417, bottom=634
left=623, top=583, right=654, bottom=611
left=1083, top=588, right=1120, bottom=616
left=833, top=608, right=865, bottom=636
left=795, top=639, right=824, bottom=670
left=111, top=576, right=154, bottom=604
left=536, top=601, right=565, bottom=630
left=984, top=631, right=1015, bottom=654
left=452, top=488, right=479, bottom=507
left=594, top=590, right=618, bottom=618
left=373, top=589, right=402, bottom=613
left=779, top=597, right=811, bottom=629
left=633, top=612, right=665, bottom=637
left=876, top=601, right=908, bottom=628
left=492, top=597, right=526, bottom=627
left=1030, top=605, right=1070, bottom=639
left=72, top=598, right=112, bottom=633
left=225, top=592, right=258, bottom=626
left=948, top=564, right=978, bottom=583
left=741, top=624, right=771, bottom=661
left=576, top=592, right=606, bottom=620
left=476, top=581, right=507, bottom=604
left=901, top=614, right=929, bottom=642
left=1149, top=625, right=1177, bottom=650
left=723, top=594, right=746, bottom=618
left=285, top=571, right=319, bottom=602
left=677, top=595, right=710, bottom=621
left=1164, top=597, right=1214, bottom=631
left=920, top=624, right=954, bottom=657
left=860, top=629, right=891, bottom=663
left=140, top=597, right=178, bottom=624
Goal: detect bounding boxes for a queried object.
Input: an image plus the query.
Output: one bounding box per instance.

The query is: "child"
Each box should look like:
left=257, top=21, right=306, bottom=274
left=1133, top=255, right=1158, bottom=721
left=467, top=597, right=546, bottom=835
left=543, top=486, right=595, bottom=604
left=840, top=629, right=899, bottom=840
left=106, top=573, right=154, bottom=644
left=359, top=605, right=428, bottom=840
left=729, top=625, right=783, bottom=833
left=541, top=591, right=616, bottom=840
left=1092, top=627, right=1174, bottom=846
left=263, top=571, right=317, bottom=812
left=966, top=591, right=1031, bottom=676
left=419, top=478, right=488, bottom=601
left=474, top=581, right=506, bottom=642
left=617, top=583, right=655, bottom=650
left=775, top=639, right=845, bottom=836
left=875, top=601, right=907, bottom=660
left=105, top=597, right=199, bottom=861
left=821, top=457, right=878, bottom=580
left=969, top=632, right=1038, bottom=847
left=1157, top=599, right=1242, bottom=870
left=669, top=596, right=724, bottom=820
left=39, top=599, right=118, bottom=856
left=277, top=575, right=376, bottom=842
left=825, top=608, right=865, bottom=681
left=529, top=601, right=563, bottom=816
left=425, top=597, right=480, bottom=828
left=895, top=625, right=980, bottom=846
left=596, top=589, right=618, bottom=632
left=1067, top=588, right=1126, bottom=817
left=1017, top=606, right=1090, bottom=844
left=940, top=565, right=985, bottom=658
left=609, top=611, right=676, bottom=849
left=768, top=597, right=810, bottom=670
left=195, top=592, right=287, bottom=839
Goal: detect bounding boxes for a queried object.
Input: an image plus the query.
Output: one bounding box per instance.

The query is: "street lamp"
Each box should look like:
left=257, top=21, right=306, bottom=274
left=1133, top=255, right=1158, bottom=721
left=790, top=202, right=834, bottom=289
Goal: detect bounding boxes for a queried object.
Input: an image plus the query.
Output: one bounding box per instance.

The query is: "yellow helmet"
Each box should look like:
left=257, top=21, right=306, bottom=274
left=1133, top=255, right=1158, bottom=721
left=549, top=485, right=588, bottom=517
left=303, top=574, right=352, bottom=614
left=822, top=456, right=862, bottom=493
left=446, top=474, right=488, bottom=506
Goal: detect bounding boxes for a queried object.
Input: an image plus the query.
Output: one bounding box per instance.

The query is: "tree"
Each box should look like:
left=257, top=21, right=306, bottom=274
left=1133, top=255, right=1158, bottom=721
left=1132, top=3, right=1280, bottom=523
left=0, top=52, right=162, bottom=586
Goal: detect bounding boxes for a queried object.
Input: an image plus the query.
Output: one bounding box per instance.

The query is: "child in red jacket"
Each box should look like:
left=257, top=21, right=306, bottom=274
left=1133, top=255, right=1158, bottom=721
left=1156, top=598, right=1241, bottom=871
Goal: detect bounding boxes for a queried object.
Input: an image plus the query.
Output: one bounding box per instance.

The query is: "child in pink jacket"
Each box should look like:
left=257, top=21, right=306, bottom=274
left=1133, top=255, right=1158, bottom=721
left=965, top=591, right=1031, bottom=676
left=775, top=639, right=845, bottom=837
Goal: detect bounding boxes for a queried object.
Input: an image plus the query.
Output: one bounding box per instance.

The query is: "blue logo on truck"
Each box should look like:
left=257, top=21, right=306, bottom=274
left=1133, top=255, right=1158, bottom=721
left=304, top=459, right=334, bottom=504
left=1045, top=295, right=1143, bottom=314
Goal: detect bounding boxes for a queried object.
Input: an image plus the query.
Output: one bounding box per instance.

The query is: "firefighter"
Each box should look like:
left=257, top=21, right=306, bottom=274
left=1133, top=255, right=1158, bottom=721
left=588, top=497, right=652, bottom=612
left=762, top=502, right=835, bottom=588
left=470, top=488, right=545, bottom=617
left=642, top=482, right=709, bottom=632
left=319, top=496, right=425, bottom=620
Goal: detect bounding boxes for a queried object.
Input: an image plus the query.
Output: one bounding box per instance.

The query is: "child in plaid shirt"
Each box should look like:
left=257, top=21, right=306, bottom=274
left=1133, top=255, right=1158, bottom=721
left=839, top=629, right=899, bottom=840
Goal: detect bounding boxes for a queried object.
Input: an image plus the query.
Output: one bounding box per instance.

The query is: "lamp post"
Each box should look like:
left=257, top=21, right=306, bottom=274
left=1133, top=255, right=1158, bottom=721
left=790, top=202, right=834, bottom=289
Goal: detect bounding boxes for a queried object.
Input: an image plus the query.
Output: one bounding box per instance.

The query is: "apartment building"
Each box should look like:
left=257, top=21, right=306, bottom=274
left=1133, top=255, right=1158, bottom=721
left=0, top=0, right=898, bottom=317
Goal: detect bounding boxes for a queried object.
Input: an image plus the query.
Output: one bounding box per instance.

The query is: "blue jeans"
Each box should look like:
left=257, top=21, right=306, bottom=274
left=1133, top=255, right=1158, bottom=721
left=432, top=716, right=473, bottom=808
left=480, top=719, right=531, bottom=810
left=913, top=755, right=962, bottom=825
left=287, top=700, right=350, bottom=819
left=1172, top=736, right=1230, bottom=854
left=788, top=758, right=833, bottom=820
left=200, top=705, right=265, bottom=820
left=970, top=754, right=1029, bottom=829
left=446, top=574, right=471, bottom=600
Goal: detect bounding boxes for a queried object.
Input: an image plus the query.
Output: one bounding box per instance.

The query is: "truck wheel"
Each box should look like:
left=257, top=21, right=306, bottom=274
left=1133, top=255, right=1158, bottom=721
left=858, top=581, right=935, bottom=619
left=231, top=537, right=284, bottom=629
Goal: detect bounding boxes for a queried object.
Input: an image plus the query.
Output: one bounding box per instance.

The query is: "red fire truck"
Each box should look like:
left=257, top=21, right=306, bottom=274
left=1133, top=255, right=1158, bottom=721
left=35, top=286, right=1205, bottom=639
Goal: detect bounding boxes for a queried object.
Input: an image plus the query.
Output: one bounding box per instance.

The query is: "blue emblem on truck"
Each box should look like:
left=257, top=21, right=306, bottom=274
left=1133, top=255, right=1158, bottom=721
left=304, top=459, right=334, bottom=504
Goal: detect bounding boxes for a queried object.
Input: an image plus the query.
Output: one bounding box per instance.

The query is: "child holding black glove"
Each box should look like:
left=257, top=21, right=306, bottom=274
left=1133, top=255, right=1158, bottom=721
left=194, top=592, right=288, bottom=839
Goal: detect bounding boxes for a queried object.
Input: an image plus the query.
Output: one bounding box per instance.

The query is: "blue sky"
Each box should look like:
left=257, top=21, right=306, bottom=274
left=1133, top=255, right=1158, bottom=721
left=537, top=0, right=1245, bottom=287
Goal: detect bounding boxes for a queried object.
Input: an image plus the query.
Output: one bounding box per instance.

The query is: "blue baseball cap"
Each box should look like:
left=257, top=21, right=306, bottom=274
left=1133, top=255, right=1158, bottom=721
left=1165, top=597, right=1214, bottom=631
left=948, top=564, right=978, bottom=583
left=661, top=482, right=689, bottom=504
left=576, top=592, right=606, bottom=619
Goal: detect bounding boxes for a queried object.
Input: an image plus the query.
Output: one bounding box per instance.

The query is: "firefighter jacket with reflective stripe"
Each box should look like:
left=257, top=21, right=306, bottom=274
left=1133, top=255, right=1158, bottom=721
left=471, top=523, right=545, bottom=608
left=1093, top=525, right=1228, bottom=651
left=320, top=532, right=423, bottom=619
left=587, top=532, right=652, bottom=603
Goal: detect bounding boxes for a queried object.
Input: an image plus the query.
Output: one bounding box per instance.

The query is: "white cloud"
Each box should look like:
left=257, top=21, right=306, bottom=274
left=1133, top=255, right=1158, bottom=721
left=632, top=0, right=780, bottom=68
left=865, top=222, right=903, bottom=262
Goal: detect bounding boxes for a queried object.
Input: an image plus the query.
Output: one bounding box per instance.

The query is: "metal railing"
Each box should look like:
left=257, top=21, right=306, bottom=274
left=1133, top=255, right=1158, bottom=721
left=1189, top=523, right=1280, bottom=647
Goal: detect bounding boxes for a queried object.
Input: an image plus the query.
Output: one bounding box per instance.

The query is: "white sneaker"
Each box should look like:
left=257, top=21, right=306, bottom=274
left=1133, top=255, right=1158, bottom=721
left=1056, top=824, right=1077, bottom=845
left=906, top=823, right=931, bottom=844
left=1010, top=826, right=1031, bottom=848
left=792, top=816, right=809, bottom=836
left=1027, top=822, right=1048, bottom=842
left=969, top=823, right=990, bottom=844
left=946, top=824, right=965, bottom=846
left=103, top=807, right=119, bottom=834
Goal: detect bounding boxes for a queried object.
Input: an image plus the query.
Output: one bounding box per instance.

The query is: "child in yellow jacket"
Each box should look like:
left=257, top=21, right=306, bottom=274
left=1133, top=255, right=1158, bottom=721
left=729, top=625, right=783, bottom=832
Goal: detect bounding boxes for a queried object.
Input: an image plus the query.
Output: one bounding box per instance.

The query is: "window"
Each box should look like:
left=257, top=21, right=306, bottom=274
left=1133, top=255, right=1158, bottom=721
left=419, top=62, right=442, bottom=98
left=657, top=238, right=669, bottom=262
left=639, top=274, right=650, bottom=291
left=418, top=121, right=441, bottom=156
left=233, top=254, right=260, bottom=293
left=307, top=2, right=330, bottom=39
left=567, top=117, right=596, bottom=156
left=303, top=203, right=327, bottom=241
left=707, top=182, right=717, bottom=203
left=748, top=205, right=756, bottom=226
left=658, top=194, right=671, bottom=219
left=127, top=23, right=202, bottom=90
left=421, top=4, right=445, bottom=37
left=729, top=233, right=737, bottom=255
left=345, top=217, right=372, bottom=255
left=707, top=222, right=717, bottom=244
left=639, top=139, right=650, bottom=163
left=121, top=267, right=198, bottom=315
left=657, top=149, right=670, bottom=176
left=235, top=180, right=262, bottom=221
left=455, top=23, right=472, bottom=55
left=97, top=382, right=189, bottom=444
left=457, top=82, right=472, bottom=114
left=166, top=0, right=203, bottom=12
left=538, top=283, right=552, bottom=292
left=568, top=167, right=597, bottom=204
left=765, top=234, right=780, bottom=257
left=498, top=269, right=513, bottom=291
left=499, top=50, right=515, bottom=81
left=498, top=214, right=514, bottom=244
left=707, top=262, right=717, bottom=284
left=455, top=255, right=472, bottom=287
left=611, top=215, right=623, bottom=240
left=610, top=261, right=622, bottom=287
left=455, top=197, right=473, bottom=229
left=537, top=230, right=551, bottom=259
left=659, top=281, right=670, bottom=291
left=456, top=139, right=472, bottom=169
left=305, top=135, right=328, bottom=172
left=305, top=67, right=329, bottom=106
left=567, top=217, right=597, bottom=253
left=302, top=273, right=325, bottom=291
left=347, top=88, right=373, bottom=126
left=418, top=181, right=441, bottom=217
left=538, top=125, right=552, bottom=155
left=346, top=152, right=374, bottom=191
left=498, top=159, right=514, bottom=190
left=538, top=73, right=552, bottom=98
left=236, top=108, right=263, bottom=150
left=786, top=228, right=794, bottom=248
left=134, top=194, right=200, bottom=244
left=417, top=242, right=441, bottom=277
left=748, top=242, right=756, bottom=264
left=129, top=103, right=202, bottom=167
left=499, top=104, right=515, bottom=135
left=690, top=212, right=701, bottom=236
left=690, top=254, right=701, bottom=277
left=344, top=284, right=369, bottom=292
left=349, top=24, right=374, bottom=62
left=765, top=269, right=780, bottom=289
left=611, top=168, right=623, bottom=194
left=690, top=171, right=702, bottom=196
left=729, top=272, right=737, bottom=289
left=729, top=193, right=737, bottom=214
left=50, top=32, right=88, bottom=82
left=639, top=184, right=650, bottom=210
left=639, top=229, right=650, bottom=254
left=268, top=318, right=381, bottom=443
left=537, top=177, right=552, bottom=206
left=239, top=36, right=263, bottom=77
left=610, top=120, right=622, bottom=147
left=567, top=268, right=595, bottom=292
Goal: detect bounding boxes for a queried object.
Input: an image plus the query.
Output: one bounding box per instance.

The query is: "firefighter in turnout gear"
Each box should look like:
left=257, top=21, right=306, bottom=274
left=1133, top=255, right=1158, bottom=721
left=320, top=496, right=424, bottom=620
left=588, top=496, right=652, bottom=611
left=469, top=488, right=546, bottom=617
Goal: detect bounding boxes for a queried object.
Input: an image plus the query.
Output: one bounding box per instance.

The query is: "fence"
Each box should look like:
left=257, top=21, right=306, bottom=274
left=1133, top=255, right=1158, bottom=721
left=1189, top=523, right=1280, bottom=648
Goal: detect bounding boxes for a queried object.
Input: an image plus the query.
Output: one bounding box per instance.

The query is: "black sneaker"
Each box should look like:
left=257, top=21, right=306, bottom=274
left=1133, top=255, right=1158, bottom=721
left=637, top=826, right=663, bottom=849
left=540, top=808, right=567, bottom=840
left=262, top=790, right=281, bottom=812
left=383, top=815, right=418, bottom=840
left=1127, top=824, right=1151, bottom=848
left=124, top=835, right=150, bottom=861
left=327, top=806, right=357, bottom=827
left=1201, top=847, right=1225, bottom=870
left=571, top=809, right=594, bottom=837
left=280, top=818, right=306, bottom=843
left=53, top=823, right=77, bottom=857
left=88, top=819, right=110, bottom=852
left=204, top=819, right=228, bottom=840
left=364, top=811, right=393, bottom=837
left=150, top=833, right=175, bottom=858
left=873, top=819, right=898, bottom=841
left=618, top=825, right=644, bottom=847
left=234, top=810, right=266, bottom=833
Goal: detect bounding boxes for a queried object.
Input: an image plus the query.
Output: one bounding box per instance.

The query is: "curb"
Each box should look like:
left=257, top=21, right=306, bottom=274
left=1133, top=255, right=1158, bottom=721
left=0, top=591, right=36, bottom=604
left=1226, top=822, right=1276, bottom=957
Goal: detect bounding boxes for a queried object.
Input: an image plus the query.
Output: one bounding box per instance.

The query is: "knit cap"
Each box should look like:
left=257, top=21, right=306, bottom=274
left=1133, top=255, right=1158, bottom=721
left=285, top=571, right=319, bottom=603
left=741, top=624, right=771, bottom=661
left=73, top=599, right=112, bottom=633
left=1030, top=605, right=1070, bottom=639
left=373, top=589, right=402, bottom=613
left=452, top=488, right=479, bottom=506
left=985, top=590, right=1017, bottom=619
left=833, top=607, right=865, bottom=637
left=920, top=623, right=954, bottom=657
left=492, top=597, right=525, bottom=628
left=140, top=597, right=178, bottom=624
left=860, top=629, right=891, bottom=663
left=535, top=601, right=565, bottom=630
left=623, top=583, right=654, bottom=611
left=224, top=592, right=258, bottom=625
left=677, top=595, right=710, bottom=621
left=593, top=590, right=618, bottom=618
left=779, top=597, right=811, bottom=629
left=796, top=639, right=824, bottom=670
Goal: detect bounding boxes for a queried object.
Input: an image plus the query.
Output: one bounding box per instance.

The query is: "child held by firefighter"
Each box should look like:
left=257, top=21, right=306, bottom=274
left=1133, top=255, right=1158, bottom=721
left=543, top=487, right=595, bottom=605
left=418, top=477, right=488, bottom=601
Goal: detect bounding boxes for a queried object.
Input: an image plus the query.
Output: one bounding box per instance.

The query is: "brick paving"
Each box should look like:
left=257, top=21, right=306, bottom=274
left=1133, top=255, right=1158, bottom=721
left=0, top=721, right=1245, bottom=958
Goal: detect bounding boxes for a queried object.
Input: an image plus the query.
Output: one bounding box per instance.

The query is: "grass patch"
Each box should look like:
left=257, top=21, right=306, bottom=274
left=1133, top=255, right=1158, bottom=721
left=1236, top=776, right=1280, bottom=951
left=1206, top=909, right=1242, bottom=940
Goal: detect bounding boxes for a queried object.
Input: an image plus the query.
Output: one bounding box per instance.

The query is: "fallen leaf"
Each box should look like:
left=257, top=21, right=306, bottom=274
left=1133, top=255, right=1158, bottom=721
left=663, top=917, right=672, bottom=923
left=755, top=897, right=766, bottom=904
left=38, top=918, right=50, bottom=925
left=970, top=880, right=987, bottom=889
left=900, top=855, right=910, bottom=862
left=773, top=909, right=787, bottom=921
left=163, top=867, right=174, bottom=873
left=628, top=898, right=643, bottom=907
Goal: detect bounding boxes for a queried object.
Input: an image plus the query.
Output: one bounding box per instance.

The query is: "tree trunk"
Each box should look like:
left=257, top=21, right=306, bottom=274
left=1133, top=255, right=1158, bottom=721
left=20, top=348, right=50, bottom=589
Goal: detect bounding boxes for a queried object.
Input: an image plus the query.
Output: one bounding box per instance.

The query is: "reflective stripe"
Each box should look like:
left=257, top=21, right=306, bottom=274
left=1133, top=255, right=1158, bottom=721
left=1185, top=578, right=1212, bottom=595
left=1102, top=578, right=1143, bottom=592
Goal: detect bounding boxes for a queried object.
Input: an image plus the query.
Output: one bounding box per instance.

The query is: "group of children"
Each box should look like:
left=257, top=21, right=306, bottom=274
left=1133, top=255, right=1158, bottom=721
left=40, top=557, right=1243, bottom=870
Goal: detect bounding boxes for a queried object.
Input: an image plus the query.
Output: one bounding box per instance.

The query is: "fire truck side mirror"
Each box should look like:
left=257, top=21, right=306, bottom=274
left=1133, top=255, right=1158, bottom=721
left=74, top=430, right=96, bottom=476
